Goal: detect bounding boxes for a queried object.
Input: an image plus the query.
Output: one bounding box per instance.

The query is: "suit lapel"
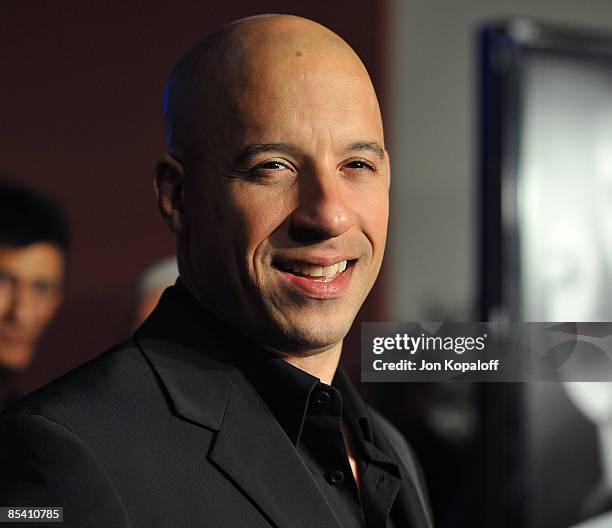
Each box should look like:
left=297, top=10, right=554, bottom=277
left=133, top=289, right=342, bottom=528
left=209, top=370, right=343, bottom=528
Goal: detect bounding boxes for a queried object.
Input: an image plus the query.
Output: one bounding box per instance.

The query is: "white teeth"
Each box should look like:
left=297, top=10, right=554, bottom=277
left=309, top=265, right=323, bottom=277
left=286, top=260, right=348, bottom=278
left=322, top=264, right=339, bottom=277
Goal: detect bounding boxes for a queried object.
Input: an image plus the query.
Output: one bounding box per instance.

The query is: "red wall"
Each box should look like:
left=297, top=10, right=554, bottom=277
left=1, top=0, right=389, bottom=395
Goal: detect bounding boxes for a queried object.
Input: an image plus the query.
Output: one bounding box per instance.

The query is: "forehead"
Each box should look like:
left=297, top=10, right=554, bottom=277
left=0, top=243, right=65, bottom=283
left=201, top=42, right=384, bottom=150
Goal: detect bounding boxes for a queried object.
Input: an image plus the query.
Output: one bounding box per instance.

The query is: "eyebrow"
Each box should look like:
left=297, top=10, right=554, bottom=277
left=346, top=141, right=386, bottom=161
left=233, top=143, right=295, bottom=166
left=232, top=140, right=386, bottom=166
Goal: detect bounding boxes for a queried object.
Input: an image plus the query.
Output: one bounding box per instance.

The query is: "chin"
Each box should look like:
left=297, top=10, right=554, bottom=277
left=272, top=315, right=355, bottom=355
left=0, top=346, right=34, bottom=372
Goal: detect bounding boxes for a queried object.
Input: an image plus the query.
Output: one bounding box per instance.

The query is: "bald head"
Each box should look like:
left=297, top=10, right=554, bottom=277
left=163, top=14, right=381, bottom=161
left=156, top=14, right=389, bottom=355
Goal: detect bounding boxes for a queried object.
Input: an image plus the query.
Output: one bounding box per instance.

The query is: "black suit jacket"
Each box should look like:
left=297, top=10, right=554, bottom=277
left=0, top=289, right=432, bottom=527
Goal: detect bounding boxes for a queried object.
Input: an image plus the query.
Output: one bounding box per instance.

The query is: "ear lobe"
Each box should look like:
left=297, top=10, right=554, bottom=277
left=154, top=153, right=186, bottom=234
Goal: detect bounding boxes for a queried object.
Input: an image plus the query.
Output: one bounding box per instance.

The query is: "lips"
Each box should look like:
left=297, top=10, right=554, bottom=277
left=0, top=331, right=30, bottom=345
left=273, top=258, right=356, bottom=298
left=276, top=259, right=349, bottom=282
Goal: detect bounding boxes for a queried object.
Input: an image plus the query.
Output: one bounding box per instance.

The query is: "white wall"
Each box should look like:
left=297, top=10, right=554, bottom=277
left=388, top=0, right=612, bottom=321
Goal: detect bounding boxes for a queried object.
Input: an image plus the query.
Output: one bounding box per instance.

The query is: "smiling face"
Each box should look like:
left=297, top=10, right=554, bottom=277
left=159, top=17, right=389, bottom=356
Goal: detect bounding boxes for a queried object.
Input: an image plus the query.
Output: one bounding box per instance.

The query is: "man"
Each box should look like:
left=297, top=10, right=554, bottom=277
left=0, top=181, right=68, bottom=410
left=0, top=15, right=432, bottom=527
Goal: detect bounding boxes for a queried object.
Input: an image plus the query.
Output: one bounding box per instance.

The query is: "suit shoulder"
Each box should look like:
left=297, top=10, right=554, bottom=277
left=0, top=411, right=134, bottom=527
left=5, top=339, right=150, bottom=419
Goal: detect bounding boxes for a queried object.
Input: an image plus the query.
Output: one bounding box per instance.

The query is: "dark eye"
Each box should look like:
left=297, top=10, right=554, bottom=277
left=257, top=161, right=286, bottom=170
left=344, top=159, right=376, bottom=171
left=33, top=281, right=55, bottom=297
left=244, top=159, right=295, bottom=182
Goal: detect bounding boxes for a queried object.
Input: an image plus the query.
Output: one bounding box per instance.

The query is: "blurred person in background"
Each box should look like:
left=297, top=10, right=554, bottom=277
left=129, top=256, right=178, bottom=331
left=0, top=181, right=69, bottom=410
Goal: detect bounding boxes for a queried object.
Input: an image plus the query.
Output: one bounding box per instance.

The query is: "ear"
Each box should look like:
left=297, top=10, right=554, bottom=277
left=154, top=153, right=186, bottom=234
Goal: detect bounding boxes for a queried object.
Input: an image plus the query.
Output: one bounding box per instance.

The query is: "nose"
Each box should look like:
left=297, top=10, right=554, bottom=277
left=289, top=168, right=357, bottom=243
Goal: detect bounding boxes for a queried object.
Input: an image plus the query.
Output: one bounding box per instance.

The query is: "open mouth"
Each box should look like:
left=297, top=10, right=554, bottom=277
left=274, top=259, right=356, bottom=283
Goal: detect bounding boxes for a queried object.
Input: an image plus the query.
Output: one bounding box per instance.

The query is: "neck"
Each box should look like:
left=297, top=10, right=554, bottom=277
left=280, top=342, right=343, bottom=385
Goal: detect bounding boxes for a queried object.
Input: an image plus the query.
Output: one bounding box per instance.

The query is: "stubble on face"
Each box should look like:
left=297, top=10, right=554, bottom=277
left=168, top=15, right=389, bottom=356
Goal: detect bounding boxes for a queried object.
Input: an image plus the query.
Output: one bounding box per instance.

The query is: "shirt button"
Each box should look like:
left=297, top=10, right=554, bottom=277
left=315, top=390, right=331, bottom=405
left=326, top=470, right=345, bottom=485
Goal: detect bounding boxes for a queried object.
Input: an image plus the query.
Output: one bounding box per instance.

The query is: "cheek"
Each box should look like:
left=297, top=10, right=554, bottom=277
left=357, top=191, right=389, bottom=252
left=187, top=184, right=237, bottom=263
left=32, top=297, right=61, bottom=331
left=188, top=183, right=293, bottom=289
left=229, top=186, right=294, bottom=257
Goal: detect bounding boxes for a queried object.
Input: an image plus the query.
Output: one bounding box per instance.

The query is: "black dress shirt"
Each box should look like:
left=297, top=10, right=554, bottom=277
left=173, top=281, right=403, bottom=527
